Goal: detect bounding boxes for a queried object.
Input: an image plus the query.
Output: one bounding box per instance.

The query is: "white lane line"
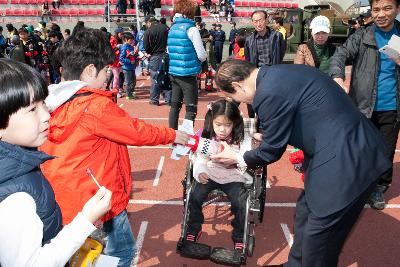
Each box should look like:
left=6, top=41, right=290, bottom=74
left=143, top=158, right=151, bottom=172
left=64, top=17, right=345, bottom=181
left=147, top=76, right=150, bottom=80
left=139, top=82, right=144, bottom=88
left=153, top=156, right=165, bottom=186
left=119, top=104, right=124, bottom=108
left=266, top=179, right=271, bottom=188
left=130, top=221, right=149, bottom=267
left=280, top=223, right=294, bottom=247
left=128, top=200, right=400, bottom=209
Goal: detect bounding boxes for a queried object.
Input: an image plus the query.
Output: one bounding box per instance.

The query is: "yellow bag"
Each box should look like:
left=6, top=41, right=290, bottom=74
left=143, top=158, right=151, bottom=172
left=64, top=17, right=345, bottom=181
left=69, top=238, right=103, bottom=267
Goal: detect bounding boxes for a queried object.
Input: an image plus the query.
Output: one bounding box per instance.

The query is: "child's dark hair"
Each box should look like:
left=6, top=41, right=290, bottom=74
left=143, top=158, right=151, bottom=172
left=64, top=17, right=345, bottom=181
left=0, top=59, right=48, bottom=129
left=202, top=99, right=244, bottom=145
left=55, top=27, right=114, bottom=81
left=123, top=32, right=134, bottom=41
left=236, top=31, right=247, bottom=48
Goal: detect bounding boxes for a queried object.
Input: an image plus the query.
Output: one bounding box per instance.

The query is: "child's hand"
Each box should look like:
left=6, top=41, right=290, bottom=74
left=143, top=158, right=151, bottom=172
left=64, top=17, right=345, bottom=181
left=174, top=130, right=189, bottom=145
left=210, top=141, right=238, bottom=166
left=81, top=186, right=112, bottom=224
left=198, top=172, right=209, bottom=184
left=252, top=133, right=263, bottom=141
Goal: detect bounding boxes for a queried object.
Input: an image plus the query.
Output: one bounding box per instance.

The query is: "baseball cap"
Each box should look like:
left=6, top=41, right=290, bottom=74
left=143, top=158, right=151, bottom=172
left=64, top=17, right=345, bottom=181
left=114, top=27, right=124, bottom=33
left=310, top=15, right=330, bottom=35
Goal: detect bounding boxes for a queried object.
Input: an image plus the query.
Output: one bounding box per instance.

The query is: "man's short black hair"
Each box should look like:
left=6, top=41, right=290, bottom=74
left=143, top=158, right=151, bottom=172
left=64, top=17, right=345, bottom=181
left=6, top=23, right=14, bottom=32
left=18, top=27, right=28, bottom=34
left=0, top=26, right=3, bottom=32
left=215, top=60, right=257, bottom=93
left=160, top=17, right=167, bottom=24
left=369, top=0, right=400, bottom=6
left=50, top=23, right=61, bottom=32
left=64, top=28, right=70, bottom=35
left=55, top=27, right=114, bottom=81
left=100, top=26, right=108, bottom=32
left=251, top=10, right=268, bottom=20
left=48, top=30, right=63, bottom=40
left=39, top=21, right=46, bottom=27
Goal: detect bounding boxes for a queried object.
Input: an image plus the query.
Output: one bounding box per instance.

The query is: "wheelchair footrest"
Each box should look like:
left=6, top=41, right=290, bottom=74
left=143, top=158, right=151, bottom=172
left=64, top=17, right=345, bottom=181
left=210, top=247, right=243, bottom=266
left=178, top=241, right=211, bottom=260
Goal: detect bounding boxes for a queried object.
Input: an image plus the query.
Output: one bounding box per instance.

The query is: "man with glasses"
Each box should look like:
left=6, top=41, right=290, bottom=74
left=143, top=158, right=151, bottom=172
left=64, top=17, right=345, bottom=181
left=243, top=10, right=286, bottom=117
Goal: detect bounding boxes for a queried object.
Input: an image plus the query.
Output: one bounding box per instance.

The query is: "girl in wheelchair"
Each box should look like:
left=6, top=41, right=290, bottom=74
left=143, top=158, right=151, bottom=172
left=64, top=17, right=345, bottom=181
left=186, top=99, right=253, bottom=252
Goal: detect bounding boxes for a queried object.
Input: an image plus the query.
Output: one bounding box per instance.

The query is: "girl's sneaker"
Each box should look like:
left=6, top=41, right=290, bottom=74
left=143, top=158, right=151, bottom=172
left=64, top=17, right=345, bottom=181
left=234, top=242, right=244, bottom=252
left=186, top=231, right=202, bottom=243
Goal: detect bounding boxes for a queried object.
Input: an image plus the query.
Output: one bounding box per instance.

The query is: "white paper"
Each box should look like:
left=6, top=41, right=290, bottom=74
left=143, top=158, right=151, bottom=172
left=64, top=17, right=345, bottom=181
left=379, top=34, right=400, bottom=59
left=94, top=254, right=119, bottom=267
left=171, top=119, right=194, bottom=160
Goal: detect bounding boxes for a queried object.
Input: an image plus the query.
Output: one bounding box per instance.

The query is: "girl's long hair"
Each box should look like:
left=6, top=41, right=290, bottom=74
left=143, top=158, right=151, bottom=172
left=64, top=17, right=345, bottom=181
left=202, top=99, right=244, bottom=145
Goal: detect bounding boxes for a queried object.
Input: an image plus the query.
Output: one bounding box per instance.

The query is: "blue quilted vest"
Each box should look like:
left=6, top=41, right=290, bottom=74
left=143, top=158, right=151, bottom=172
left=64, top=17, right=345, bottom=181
left=167, top=17, right=201, bottom=76
left=0, top=141, right=63, bottom=245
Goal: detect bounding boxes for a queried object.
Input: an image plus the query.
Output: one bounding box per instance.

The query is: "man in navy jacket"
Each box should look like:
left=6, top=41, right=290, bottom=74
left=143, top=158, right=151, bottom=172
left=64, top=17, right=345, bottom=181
left=212, top=60, right=391, bottom=267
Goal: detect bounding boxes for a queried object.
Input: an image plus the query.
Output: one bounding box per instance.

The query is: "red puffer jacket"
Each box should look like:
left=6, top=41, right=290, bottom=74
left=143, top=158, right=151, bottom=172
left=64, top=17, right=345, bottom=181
left=40, top=87, right=176, bottom=224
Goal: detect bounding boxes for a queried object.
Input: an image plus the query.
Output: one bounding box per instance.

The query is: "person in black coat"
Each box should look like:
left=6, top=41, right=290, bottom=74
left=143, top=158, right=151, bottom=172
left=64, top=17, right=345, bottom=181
left=211, top=24, right=225, bottom=64
left=212, top=59, right=391, bottom=267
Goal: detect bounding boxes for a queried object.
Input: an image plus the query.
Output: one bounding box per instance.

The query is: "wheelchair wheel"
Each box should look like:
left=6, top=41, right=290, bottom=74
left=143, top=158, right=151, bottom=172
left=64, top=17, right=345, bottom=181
left=247, top=235, right=255, bottom=257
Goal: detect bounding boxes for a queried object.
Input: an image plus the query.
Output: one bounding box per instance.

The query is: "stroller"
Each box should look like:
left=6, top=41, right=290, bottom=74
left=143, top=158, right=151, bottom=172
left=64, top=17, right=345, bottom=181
left=176, top=118, right=267, bottom=266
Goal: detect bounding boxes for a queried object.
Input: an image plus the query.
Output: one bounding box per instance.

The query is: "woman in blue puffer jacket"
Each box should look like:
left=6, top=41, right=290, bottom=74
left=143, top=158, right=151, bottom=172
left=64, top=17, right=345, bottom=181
left=167, top=0, right=207, bottom=129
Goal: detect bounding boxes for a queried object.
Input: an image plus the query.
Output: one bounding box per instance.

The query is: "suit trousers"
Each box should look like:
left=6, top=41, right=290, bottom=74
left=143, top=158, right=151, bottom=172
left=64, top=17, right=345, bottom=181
left=285, top=181, right=377, bottom=267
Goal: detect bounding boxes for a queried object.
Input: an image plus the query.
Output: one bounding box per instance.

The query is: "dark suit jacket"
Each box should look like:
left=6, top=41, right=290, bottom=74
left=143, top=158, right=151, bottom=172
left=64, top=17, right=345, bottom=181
left=244, top=64, right=391, bottom=217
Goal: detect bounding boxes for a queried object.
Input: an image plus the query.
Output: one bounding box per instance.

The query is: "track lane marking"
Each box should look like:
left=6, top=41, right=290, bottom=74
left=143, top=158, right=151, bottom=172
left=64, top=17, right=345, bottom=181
left=280, top=223, right=294, bottom=247
left=130, top=221, right=149, bottom=267
left=153, top=156, right=165, bottom=186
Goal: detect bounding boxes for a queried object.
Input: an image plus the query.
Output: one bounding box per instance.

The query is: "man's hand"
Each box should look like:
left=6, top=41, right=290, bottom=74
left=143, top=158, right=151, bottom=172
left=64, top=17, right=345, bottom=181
left=198, top=172, right=209, bottom=184
left=333, top=77, right=349, bottom=94
left=174, top=130, right=189, bottom=145
left=210, top=141, right=238, bottom=167
left=390, top=56, right=400, bottom=66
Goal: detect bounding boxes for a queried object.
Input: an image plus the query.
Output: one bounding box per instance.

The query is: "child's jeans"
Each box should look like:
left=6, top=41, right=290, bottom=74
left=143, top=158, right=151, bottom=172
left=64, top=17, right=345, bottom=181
left=103, top=210, right=136, bottom=267
left=188, top=180, right=248, bottom=243
left=122, top=69, right=136, bottom=97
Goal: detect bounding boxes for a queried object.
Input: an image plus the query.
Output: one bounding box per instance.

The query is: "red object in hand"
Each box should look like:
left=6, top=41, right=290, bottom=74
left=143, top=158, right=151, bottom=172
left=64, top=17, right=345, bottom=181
left=289, top=149, right=304, bottom=164
left=186, top=134, right=200, bottom=153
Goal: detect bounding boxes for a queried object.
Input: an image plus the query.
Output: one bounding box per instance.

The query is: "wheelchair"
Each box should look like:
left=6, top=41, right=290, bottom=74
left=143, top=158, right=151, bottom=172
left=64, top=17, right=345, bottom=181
left=176, top=118, right=267, bottom=266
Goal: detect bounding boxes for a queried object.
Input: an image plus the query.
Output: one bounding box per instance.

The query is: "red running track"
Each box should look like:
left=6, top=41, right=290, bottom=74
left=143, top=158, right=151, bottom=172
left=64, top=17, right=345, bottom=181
left=120, top=74, right=400, bottom=267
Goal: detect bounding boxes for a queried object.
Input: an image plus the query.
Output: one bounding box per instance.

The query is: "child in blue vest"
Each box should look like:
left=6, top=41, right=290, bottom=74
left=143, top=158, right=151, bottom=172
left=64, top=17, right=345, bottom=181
left=0, top=59, right=112, bottom=267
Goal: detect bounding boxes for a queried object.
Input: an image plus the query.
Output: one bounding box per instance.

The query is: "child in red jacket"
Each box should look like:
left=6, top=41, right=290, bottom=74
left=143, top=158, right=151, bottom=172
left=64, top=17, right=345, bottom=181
left=40, top=27, right=188, bottom=267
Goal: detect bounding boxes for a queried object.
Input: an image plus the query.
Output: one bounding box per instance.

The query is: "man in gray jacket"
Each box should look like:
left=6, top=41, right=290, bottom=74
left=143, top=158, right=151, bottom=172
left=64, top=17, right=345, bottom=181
left=330, top=0, right=400, bottom=210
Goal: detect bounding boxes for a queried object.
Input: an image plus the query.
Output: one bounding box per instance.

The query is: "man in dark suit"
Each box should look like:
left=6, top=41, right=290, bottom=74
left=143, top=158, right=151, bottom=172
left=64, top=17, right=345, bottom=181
left=211, top=60, right=391, bottom=267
